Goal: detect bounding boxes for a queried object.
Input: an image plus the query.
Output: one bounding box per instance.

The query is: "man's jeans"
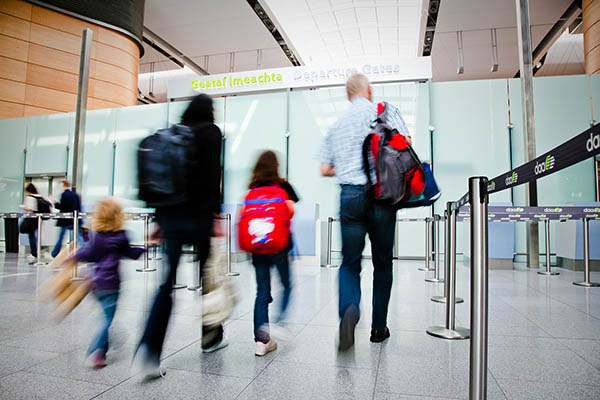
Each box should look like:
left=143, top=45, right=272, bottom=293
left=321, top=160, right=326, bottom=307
left=51, top=226, right=84, bottom=257
left=338, top=185, right=396, bottom=331
left=252, top=250, right=292, bottom=343
left=87, top=290, right=119, bottom=357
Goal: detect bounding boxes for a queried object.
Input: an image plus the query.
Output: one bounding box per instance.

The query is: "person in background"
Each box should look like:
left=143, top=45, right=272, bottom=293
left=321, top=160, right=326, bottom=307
left=132, top=94, right=226, bottom=379
left=51, top=180, right=84, bottom=258
left=21, top=183, right=41, bottom=263
left=319, top=73, right=410, bottom=350
left=71, top=198, right=144, bottom=368
left=248, top=150, right=298, bottom=356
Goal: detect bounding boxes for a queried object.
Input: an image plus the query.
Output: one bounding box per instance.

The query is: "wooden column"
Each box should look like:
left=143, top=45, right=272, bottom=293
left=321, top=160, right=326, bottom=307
left=584, top=0, right=600, bottom=74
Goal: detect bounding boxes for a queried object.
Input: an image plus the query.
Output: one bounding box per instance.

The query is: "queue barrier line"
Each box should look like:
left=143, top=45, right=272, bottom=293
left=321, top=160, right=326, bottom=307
left=443, top=123, right=600, bottom=400
left=0, top=212, right=238, bottom=286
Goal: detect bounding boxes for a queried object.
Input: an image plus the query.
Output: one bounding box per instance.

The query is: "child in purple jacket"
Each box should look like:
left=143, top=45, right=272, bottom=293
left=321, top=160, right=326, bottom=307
left=73, top=198, right=144, bottom=368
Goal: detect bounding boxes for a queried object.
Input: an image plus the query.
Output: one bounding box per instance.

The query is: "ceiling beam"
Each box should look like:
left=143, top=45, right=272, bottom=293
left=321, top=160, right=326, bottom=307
left=143, top=27, right=209, bottom=76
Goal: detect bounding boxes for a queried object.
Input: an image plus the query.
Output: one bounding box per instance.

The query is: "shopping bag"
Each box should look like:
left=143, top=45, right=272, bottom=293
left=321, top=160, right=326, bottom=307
left=202, top=237, right=238, bottom=327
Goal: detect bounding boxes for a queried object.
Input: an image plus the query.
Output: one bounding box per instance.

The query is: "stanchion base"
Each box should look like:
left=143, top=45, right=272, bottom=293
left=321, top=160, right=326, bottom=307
left=320, top=264, right=339, bottom=268
left=426, top=325, right=470, bottom=340
left=173, top=283, right=187, bottom=289
left=538, top=270, right=559, bottom=276
left=187, top=285, right=202, bottom=291
left=418, top=266, right=434, bottom=271
left=425, top=277, right=444, bottom=283
left=431, top=295, right=464, bottom=304
left=573, top=281, right=600, bottom=287
left=227, top=272, right=240, bottom=276
left=136, top=268, right=157, bottom=272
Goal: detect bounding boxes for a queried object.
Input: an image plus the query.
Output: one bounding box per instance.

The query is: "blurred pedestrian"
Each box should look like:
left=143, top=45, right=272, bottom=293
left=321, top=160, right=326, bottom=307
left=242, top=150, right=298, bottom=356
left=71, top=198, right=144, bottom=368
left=319, top=73, right=411, bottom=350
left=51, top=179, right=84, bottom=258
left=133, top=94, right=226, bottom=379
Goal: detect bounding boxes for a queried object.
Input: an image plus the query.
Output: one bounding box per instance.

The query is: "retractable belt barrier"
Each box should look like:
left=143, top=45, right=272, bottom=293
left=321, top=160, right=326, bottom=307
left=0, top=212, right=238, bottom=285
left=441, top=123, right=600, bottom=400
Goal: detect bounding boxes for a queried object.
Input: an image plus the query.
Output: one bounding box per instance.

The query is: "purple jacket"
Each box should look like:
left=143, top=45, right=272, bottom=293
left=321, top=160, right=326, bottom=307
left=74, top=230, right=144, bottom=291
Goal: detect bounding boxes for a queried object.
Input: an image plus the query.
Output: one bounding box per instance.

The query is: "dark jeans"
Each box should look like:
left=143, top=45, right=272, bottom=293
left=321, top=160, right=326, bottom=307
left=252, top=250, right=292, bottom=343
left=338, top=185, right=397, bottom=331
left=136, top=214, right=213, bottom=364
left=87, top=290, right=119, bottom=357
left=51, top=226, right=85, bottom=257
left=28, top=230, right=37, bottom=257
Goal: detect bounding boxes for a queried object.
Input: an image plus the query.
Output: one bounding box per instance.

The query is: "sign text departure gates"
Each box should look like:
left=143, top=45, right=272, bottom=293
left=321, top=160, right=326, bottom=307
left=167, top=58, right=432, bottom=99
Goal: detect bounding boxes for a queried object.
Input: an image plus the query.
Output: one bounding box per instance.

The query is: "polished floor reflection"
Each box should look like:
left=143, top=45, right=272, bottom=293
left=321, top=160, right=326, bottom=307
left=1, top=252, right=600, bottom=400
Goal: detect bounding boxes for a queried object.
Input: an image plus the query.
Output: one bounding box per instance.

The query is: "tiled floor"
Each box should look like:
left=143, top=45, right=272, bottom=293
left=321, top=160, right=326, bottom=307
left=1, top=251, right=600, bottom=399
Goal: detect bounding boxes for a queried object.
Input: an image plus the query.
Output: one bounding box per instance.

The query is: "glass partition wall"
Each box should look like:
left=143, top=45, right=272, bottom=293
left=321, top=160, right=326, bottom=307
left=0, top=75, right=597, bottom=259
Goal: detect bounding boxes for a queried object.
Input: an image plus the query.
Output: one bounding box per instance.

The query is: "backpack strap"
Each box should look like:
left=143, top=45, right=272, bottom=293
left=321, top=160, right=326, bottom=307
left=362, top=134, right=374, bottom=188
left=377, top=102, right=388, bottom=123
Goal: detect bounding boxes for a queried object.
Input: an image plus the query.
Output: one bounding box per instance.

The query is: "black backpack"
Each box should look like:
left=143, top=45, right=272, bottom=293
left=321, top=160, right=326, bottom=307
left=36, top=196, right=52, bottom=214
left=137, top=124, right=197, bottom=207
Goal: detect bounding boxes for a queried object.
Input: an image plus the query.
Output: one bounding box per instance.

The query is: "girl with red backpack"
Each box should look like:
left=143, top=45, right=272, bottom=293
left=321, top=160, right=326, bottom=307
left=239, top=150, right=298, bottom=356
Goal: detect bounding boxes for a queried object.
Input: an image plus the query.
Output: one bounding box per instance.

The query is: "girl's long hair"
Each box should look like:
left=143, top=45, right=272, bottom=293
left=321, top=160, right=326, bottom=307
left=249, top=150, right=282, bottom=188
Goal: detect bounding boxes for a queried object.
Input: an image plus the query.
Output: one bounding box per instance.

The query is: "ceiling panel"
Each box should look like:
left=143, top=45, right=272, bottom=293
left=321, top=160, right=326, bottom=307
left=141, top=0, right=292, bottom=74
left=431, top=0, right=581, bottom=81
left=262, top=0, right=423, bottom=65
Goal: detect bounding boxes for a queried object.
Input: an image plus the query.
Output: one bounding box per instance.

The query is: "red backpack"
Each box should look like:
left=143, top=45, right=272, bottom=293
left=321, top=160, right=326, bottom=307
left=238, top=185, right=292, bottom=254
left=363, top=102, right=425, bottom=205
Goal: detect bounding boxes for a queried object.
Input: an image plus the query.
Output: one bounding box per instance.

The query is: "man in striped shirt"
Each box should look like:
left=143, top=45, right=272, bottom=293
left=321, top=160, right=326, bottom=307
left=319, top=73, right=409, bottom=351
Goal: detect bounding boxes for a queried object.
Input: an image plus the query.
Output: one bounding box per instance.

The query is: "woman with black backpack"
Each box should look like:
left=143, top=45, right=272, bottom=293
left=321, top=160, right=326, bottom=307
left=20, top=183, right=44, bottom=263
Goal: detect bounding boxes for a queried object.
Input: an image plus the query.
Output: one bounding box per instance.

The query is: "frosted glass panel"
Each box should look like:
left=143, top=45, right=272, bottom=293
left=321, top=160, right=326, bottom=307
left=0, top=118, right=27, bottom=212
left=533, top=75, right=594, bottom=205
left=114, top=104, right=169, bottom=208
left=431, top=79, right=512, bottom=206
left=289, top=88, right=345, bottom=222
left=81, top=109, right=116, bottom=206
left=510, top=75, right=595, bottom=258
left=25, top=113, right=72, bottom=174
left=223, top=93, right=286, bottom=204
left=431, top=79, right=511, bottom=254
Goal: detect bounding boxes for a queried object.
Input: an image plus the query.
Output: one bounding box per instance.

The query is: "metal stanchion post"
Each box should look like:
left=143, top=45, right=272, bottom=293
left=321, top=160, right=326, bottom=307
left=418, top=218, right=432, bottom=271
left=225, top=213, right=239, bottom=277
left=34, top=214, right=45, bottom=266
left=468, top=177, right=489, bottom=400
left=574, top=217, right=600, bottom=287
left=427, top=204, right=470, bottom=340
left=188, top=244, right=202, bottom=290
left=321, top=216, right=338, bottom=268
left=426, top=215, right=444, bottom=283
left=538, top=218, right=558, bottom=276
left=71, top=211, right=84, bottom=280
left=137, top=215, right=156, bottom=273
left=393, top=220, right=399, bottom=260
left=433, top=204, right=464, bottom=303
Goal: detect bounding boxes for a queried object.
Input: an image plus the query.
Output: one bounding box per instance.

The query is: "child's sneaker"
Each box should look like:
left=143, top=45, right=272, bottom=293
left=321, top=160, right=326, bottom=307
left=255, top=340, right=277, bottom=356
left=85, top=350, right=106, bottom=368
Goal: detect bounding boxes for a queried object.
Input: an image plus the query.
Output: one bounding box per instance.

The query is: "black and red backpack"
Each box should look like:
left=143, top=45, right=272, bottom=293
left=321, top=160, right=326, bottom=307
left=362, top=102, right=425, bottom=206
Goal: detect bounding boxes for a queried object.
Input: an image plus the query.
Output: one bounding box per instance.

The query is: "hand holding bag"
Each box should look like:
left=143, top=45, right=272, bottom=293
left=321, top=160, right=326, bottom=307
left=202, top=237, right=238, bottom=327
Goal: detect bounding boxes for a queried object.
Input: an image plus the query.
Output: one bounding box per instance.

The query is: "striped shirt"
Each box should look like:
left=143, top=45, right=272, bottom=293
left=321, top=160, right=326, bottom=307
left=318, top=96, right=410, bottom=185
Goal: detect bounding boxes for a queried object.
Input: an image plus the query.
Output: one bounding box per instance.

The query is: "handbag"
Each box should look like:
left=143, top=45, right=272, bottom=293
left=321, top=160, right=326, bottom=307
left=38, top=248, right=91, bottom=320
left=19, top=218, right=36, bottom=234
left=202, top=237, right=238, bottom=327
